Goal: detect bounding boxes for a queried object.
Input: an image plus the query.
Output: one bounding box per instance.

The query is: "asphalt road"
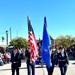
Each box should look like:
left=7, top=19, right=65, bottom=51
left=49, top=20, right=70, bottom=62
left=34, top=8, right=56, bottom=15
left=0, top=60, right=75, bottom=75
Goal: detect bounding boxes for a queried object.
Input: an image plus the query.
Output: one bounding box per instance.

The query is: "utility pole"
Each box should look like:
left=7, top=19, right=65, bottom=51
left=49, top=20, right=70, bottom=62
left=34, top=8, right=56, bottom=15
left=17, top=30, right=18, bottom=38
left=6, top=30, right=8, bottom=47
left=10, top=27, right=12, bottom=41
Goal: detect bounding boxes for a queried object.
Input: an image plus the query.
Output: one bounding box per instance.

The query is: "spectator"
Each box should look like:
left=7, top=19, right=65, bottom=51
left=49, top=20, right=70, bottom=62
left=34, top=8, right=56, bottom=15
left=0, top=52, right=4, bottom=66
left=7, top=52, right=11, bottom=63
left=4, top=53, right=8, bottom=64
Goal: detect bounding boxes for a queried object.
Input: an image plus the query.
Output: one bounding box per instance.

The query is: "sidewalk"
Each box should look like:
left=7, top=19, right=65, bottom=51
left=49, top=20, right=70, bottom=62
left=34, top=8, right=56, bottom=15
left=0, top=60, right=75, bottom=75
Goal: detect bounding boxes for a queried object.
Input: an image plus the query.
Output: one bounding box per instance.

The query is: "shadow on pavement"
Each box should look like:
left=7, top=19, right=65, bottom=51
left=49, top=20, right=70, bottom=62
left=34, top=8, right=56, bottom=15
left=72, top=62, right=75, bottom=64
left=0, top=66, right=46, bottom=71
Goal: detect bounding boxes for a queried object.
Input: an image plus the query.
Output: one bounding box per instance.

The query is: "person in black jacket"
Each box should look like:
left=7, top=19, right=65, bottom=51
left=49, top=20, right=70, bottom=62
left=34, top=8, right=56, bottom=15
left=25, top=49, right=35, bottom=75
left=56, top=47, right=69, bottom=75
left=11, top=47, right=21, bottom=75
left=46, top=47, right=58, bottom=75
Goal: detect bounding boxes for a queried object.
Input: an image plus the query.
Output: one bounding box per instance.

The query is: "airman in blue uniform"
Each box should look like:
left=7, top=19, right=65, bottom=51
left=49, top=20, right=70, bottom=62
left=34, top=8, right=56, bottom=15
left=11, top=47, right=21, bottom=75
left=56, top=47, right=69, bottom=75
left=25, top=49, right=35, bottom=75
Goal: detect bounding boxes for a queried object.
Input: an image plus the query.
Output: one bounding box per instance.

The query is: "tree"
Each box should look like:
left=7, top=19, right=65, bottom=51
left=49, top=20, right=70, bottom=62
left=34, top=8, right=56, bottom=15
left=55, top=35, right=75, bottom=58
left=9, top=37, right=29, bottom=49
left=55, top=35, right=75, bottom=48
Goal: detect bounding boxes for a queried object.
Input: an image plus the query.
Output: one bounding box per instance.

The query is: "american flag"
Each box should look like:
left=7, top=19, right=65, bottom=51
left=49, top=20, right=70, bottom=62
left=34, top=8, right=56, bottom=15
left=2, top=36, right=5, bottom=42
left=27, top=17, right=39, bottom=62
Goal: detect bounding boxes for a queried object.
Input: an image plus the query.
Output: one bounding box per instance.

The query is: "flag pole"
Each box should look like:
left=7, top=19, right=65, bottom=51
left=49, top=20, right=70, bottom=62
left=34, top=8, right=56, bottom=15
left=41, top=17, right=51, bottom=75
left=41, top=59, right=46, bottom=75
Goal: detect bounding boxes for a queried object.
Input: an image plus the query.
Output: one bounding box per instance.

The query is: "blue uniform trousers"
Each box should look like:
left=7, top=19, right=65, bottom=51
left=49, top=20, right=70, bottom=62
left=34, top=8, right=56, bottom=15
left=11, top=65, right=19, bottom=75
left=46, top=66, right=54, bottom=75
left=27, top=61, right=35, bottom=75
left=59, top=65, right=67, bottom=75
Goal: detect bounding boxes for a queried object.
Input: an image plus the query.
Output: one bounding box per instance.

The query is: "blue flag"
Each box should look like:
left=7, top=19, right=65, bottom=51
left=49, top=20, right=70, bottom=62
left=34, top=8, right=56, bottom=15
left=42, top=17, right=51, bottom=68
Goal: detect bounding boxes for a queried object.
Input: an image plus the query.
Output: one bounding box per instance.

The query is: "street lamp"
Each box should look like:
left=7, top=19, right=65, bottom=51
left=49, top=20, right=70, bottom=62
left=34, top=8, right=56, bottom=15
left=6, top=30, right=8, bottom=47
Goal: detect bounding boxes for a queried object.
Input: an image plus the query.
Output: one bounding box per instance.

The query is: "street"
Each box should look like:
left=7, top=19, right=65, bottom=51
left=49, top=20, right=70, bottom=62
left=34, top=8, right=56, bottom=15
left=0, top=60, right=75, bottom=75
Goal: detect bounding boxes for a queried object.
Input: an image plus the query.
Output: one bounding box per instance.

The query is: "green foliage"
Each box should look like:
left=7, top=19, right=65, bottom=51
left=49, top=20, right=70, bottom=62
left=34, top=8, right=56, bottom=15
left=9, top=37, right=29, bottom=49
left=55, top=35, right=75, bottom=48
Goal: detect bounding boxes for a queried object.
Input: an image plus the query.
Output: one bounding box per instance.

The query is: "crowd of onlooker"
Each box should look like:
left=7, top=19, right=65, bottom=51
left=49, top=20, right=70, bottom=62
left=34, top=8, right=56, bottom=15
left=0, top=45, right=75, bottom=66
left=0, top=52, right=11, bottom=66
left=0, top=48, right=25, bottom=66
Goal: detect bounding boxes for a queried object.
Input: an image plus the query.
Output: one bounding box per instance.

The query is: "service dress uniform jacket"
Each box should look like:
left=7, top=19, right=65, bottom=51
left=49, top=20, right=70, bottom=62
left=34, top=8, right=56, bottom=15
left=57, top=52, right=69, bottom=67
left=57, top=52, right=69, bottom=75
left=25, top=50, right=35, bottom=75
left=46, top=53, right=57, bottom=75
left=11, top=52, right=21, bottom=75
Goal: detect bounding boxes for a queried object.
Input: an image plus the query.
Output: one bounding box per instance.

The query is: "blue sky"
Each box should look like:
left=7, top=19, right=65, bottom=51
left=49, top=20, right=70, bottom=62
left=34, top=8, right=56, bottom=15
left=0, top=0, right=75, bottom=45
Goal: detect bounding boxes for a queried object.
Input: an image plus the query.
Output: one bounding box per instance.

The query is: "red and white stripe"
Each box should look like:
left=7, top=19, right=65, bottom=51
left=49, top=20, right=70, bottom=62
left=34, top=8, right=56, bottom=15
left=28, top=31, right=39, bottom=62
